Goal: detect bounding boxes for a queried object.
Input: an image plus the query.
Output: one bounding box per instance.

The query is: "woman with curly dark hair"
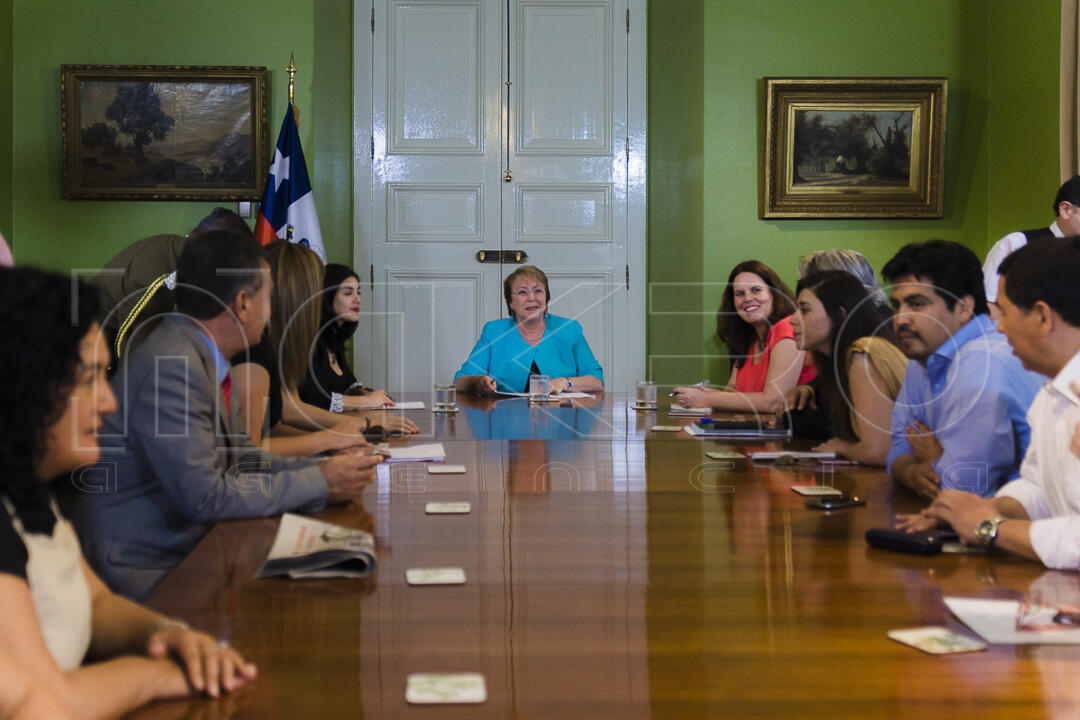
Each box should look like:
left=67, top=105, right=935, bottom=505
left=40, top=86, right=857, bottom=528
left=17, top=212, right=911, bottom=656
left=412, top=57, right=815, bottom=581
left=0, top=267, right=256, bottom=719
left=673, top=259, right=815, bottom=412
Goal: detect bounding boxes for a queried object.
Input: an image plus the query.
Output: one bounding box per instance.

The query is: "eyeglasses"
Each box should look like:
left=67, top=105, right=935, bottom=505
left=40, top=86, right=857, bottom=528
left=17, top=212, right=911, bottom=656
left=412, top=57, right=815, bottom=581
left=1015, top=591, right=1080, bottom=631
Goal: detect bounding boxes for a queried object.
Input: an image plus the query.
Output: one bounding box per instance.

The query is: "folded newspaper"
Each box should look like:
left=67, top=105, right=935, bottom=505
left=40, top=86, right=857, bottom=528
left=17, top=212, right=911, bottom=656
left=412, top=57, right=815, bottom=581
left=256, top=513, right=376, bottom=579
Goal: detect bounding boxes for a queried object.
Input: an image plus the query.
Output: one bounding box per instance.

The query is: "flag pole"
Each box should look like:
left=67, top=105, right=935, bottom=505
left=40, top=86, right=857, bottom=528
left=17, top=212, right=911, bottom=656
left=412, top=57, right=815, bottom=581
left=286, top=51, right=296, bottom=106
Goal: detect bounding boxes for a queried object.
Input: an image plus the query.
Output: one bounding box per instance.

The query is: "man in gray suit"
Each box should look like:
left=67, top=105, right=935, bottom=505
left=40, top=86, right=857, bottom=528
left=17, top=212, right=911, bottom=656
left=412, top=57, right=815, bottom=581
left=68, top=230, right=381, bottom=600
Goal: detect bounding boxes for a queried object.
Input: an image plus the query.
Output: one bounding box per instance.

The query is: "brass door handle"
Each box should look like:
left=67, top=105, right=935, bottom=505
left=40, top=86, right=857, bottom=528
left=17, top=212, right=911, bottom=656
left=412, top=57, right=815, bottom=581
left=475, top=250, right=528, bottom=264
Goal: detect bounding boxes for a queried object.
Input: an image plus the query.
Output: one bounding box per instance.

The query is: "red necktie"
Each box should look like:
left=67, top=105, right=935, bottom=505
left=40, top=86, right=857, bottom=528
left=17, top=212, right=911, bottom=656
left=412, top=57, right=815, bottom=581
left=221, top=373, right=232, bottom=416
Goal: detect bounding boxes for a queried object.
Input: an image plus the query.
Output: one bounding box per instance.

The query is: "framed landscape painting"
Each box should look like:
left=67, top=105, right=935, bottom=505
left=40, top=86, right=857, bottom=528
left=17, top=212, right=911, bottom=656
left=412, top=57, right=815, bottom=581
left=61, top=65, right=267, bottom=200
left=760, top=77, right=947, bottom=218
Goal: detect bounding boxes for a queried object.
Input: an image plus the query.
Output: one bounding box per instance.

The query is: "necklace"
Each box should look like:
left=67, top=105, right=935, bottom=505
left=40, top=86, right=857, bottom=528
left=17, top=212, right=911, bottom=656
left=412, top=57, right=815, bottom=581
left=518, top=320, right=545, bottom=342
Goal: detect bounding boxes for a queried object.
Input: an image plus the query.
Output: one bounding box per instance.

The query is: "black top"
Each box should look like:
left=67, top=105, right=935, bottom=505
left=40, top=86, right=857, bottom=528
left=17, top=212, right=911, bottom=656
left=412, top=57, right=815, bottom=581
left=300, top=336, right=358, bottom=410
left=0, top=483, right=57, bottom=580
left=230, top=336, right=283, bottom=430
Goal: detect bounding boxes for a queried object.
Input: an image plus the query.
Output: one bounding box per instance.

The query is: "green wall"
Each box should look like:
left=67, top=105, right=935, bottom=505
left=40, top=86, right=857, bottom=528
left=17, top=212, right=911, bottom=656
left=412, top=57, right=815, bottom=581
left=312, top=0, right=354, bottom=266
left=2, top=0, right=1064, bottom=383
left=647, top=0, right=705, bottom=386
left=0, top=0, right=12, bottom=242
left=700, top=0, right=996, bottom=383
left=7, top=0, right=331, bottom=270
left=987, top=0, right=1061, bottom=239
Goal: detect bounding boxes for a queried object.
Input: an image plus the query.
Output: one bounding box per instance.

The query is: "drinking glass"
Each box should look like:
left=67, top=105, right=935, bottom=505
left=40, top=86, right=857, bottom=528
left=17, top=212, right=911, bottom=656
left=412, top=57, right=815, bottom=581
left=636, top=380, right=657, bottom=409
left=434, top=383, right=457, bottom=411
left=529, top=374, right=550, bottom=400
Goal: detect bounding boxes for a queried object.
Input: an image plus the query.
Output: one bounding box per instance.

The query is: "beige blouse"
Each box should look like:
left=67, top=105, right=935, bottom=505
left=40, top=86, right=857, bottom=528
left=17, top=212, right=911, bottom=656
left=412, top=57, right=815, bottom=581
left=844, top=336, right=908, bottom=438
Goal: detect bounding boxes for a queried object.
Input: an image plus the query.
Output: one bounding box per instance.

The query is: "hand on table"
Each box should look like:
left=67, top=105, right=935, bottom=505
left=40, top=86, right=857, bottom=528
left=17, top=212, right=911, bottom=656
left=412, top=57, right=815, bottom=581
left=671, top=387, right=708, bottom=408
left=473, top=376, right=497, bottom=396
left=146, top=623, right=257, bottom=699
left=894, top=510, right=946, bottom=534
left=322, top=451, right=383, bottom=502
left=921, top=489, right=1001, bottom=545
left=370, top=413, right=419, bottom=435
left=354, top=389, right=393, bottom=408
left=549, top=377, right=572, bottom=395
left=783, top=384, right=816, bottom=412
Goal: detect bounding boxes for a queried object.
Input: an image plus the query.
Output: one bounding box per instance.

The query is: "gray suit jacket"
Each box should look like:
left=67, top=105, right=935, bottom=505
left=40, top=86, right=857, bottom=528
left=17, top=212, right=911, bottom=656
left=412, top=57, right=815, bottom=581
left=67, top=315, right=328, bottom=600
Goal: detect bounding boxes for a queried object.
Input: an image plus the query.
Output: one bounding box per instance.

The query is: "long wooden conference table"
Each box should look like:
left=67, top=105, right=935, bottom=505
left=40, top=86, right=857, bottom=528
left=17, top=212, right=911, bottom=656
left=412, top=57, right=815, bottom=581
left=132, top=393, right=1080, bottom=719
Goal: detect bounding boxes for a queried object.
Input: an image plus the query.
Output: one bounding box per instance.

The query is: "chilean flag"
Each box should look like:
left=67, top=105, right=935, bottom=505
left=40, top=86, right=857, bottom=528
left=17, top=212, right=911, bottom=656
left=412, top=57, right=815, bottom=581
left=254, top=103, right=325, bottom=261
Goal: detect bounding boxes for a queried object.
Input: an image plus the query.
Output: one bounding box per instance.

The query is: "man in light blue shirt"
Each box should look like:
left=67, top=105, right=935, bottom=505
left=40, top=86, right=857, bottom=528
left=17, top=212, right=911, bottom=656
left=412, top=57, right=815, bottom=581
left=882, top=240, right=1042, bottom=499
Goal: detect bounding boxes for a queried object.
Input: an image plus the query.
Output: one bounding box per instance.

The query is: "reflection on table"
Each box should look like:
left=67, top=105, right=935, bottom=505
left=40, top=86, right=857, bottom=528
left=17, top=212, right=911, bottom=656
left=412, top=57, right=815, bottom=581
left=134, top=396, right=1080, bottom=719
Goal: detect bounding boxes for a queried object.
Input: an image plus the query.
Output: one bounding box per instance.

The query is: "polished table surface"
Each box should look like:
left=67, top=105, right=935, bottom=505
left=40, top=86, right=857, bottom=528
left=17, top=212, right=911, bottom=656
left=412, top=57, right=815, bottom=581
left=133, top=394, right=1080, bottom=719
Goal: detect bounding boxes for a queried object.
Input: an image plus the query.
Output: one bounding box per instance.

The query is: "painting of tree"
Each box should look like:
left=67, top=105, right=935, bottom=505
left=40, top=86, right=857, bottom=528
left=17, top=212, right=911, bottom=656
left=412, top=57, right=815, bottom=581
left=792, top=110, right=912, bottom=187
left=105, top=83, right=175, bottom=164
left=63, top=65, right=267, bottom=199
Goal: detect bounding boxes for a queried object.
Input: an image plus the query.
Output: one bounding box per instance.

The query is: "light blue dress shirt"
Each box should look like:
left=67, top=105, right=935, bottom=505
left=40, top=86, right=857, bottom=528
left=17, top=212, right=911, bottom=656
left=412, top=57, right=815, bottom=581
left=885, top=314, right=1043, bottom=496
left=454, top=315, right=604, bottom=393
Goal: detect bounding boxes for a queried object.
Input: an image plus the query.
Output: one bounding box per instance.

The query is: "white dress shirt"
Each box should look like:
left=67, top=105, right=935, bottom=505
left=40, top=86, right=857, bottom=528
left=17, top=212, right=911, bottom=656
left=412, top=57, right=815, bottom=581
left=996, top=349, right=1080, bottom=570
left=982, top=221, right=1064, bottom=302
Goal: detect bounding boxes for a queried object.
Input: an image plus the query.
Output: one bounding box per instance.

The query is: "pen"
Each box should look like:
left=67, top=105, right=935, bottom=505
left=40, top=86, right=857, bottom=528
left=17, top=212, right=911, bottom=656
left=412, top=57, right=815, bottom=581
left=669, top=380, right=708, bottom=397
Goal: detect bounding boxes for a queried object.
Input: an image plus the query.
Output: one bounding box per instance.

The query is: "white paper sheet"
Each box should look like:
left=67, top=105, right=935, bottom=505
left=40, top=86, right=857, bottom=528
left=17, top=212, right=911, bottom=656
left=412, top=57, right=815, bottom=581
left=944, top=596, right=1080, bottom=644
left=386, top=443, right=446, bottom=463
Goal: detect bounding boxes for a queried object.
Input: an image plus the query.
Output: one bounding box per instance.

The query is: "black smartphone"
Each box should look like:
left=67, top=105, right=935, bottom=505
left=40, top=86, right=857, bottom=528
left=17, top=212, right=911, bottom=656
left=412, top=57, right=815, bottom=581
left=805, top=495, right=865, bottom=510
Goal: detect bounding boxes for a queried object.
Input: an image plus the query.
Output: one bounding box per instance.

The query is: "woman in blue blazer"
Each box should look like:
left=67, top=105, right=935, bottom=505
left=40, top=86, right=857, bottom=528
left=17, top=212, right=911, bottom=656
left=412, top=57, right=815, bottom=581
left=454, top=266, right=604, bottom=395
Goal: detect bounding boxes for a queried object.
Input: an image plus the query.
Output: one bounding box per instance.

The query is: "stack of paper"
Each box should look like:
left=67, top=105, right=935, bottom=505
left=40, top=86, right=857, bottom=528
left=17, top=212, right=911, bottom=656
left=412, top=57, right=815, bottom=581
left=386, top=443, right=446, bottom=463
left=667, top=405, right=711, bottom=416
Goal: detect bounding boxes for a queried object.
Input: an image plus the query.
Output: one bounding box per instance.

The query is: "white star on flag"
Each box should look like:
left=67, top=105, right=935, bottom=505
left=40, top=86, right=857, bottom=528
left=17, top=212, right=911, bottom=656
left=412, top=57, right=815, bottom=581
left=269, top=148, right=290, bottom=192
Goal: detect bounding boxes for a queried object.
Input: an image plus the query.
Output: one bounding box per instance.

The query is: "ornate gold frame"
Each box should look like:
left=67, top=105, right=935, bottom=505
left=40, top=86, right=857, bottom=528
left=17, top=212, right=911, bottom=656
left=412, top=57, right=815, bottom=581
left=760, top=77, right=947, bottom=219
left=61, top=65, right=268, bottom=200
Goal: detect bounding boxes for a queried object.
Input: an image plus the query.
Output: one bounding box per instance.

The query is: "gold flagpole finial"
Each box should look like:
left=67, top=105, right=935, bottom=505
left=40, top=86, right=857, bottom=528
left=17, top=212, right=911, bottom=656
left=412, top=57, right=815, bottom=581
left=286, top=51, right=296, bottom=106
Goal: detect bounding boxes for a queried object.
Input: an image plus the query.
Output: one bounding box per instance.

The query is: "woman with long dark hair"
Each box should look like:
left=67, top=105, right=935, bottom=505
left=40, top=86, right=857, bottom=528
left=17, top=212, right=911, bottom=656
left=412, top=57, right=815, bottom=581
left=673, top=260, right=815, bottom=412
left=789, top=270, right=908, bottom=465
left=0, top=267, right=255, bottom=719
left=300, top=263, right=395, bottom=411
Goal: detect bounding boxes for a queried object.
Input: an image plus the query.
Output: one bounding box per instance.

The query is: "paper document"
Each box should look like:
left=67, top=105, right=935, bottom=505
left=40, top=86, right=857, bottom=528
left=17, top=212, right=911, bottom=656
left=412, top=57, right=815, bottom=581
left=667, top=406, right=711, bottom=416
left=495, top=390, right=595, bottom=399
left=944, top=597, right=1080, bottom=644
left=382, top=401, right=425, bottom=410
left=750, top=451, right=837, bottom=461
left=256, top=513, right=375, bottom=579
left=386, top=443, right=446, bottom=463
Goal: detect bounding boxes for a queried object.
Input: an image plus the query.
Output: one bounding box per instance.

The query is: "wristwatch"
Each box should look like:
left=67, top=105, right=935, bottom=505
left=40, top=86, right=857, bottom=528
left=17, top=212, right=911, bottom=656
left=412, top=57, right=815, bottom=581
left=566, top=378, right=573, bottom=389
left=975, top=516, right=1007, bottom=547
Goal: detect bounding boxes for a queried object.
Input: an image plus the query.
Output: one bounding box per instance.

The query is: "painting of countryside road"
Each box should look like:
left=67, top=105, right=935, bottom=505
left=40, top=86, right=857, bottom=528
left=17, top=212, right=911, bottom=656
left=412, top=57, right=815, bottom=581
left=77, top=80, right=253, bottom=187
left=792, top=109, right=912, bottom=188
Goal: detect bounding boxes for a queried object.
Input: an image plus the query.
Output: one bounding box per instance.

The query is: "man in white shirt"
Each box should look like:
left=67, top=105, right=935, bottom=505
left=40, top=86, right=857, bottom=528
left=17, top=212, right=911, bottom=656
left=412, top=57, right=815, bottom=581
left=982, top=175, right=1080, bottom=320
left=900, top=237, right=1080, bottom=569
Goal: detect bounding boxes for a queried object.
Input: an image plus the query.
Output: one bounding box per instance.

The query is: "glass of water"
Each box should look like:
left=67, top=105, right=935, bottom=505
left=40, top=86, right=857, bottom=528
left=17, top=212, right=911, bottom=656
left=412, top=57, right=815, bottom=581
left=636, top=380, right=657, bottom=409
left=529, top=373, right=550, bottom=401
left=434, top=383, right=456, bottom=411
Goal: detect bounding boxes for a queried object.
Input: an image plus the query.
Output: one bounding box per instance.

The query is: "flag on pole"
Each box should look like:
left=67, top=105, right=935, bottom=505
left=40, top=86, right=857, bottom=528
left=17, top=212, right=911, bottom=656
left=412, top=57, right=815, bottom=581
left=254, top=103, right=325, bottom=261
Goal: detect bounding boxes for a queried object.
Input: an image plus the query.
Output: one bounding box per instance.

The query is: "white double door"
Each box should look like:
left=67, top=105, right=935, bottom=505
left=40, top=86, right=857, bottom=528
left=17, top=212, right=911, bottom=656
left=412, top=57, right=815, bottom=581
left=354, top=0, right=646, bottom=392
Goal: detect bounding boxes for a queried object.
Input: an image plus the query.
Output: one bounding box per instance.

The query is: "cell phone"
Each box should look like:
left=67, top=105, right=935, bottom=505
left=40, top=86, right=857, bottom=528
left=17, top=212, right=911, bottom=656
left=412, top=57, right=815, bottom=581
left=805, top=495, right=865, bottom=510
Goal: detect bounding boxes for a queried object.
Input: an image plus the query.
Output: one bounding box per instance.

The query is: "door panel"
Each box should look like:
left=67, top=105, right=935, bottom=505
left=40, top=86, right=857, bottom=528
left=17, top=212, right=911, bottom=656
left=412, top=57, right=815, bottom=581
left=517, top=1, right=611, bottom=154
left=364, top=0, right=641, bottom=393
left=388, top=1, right=484, bottom=153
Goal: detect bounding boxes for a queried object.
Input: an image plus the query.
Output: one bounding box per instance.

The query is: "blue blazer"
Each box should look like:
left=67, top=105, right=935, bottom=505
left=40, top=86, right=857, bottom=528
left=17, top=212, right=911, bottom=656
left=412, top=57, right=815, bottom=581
left=454, top=315, right=604, bottom=393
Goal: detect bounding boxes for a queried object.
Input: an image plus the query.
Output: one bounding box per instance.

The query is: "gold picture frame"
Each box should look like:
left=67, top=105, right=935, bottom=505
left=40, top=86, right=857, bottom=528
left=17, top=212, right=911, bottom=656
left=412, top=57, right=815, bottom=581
left=61, top=64, right=268, bottom=200
left=760, top=77, right=947, bottom=219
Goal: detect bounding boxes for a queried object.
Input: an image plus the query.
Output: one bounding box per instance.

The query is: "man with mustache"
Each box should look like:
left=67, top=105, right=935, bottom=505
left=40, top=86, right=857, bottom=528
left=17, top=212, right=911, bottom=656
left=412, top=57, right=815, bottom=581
left=899, top=237, right=1080, bottom=569
left=882, top=240, right=1042, bottom=499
